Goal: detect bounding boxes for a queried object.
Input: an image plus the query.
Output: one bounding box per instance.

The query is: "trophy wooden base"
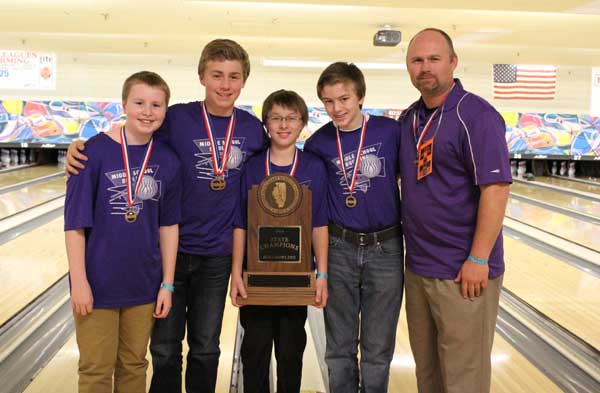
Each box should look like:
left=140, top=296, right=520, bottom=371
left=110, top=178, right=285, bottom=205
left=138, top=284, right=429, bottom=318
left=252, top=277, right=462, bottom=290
left=237, top=272, right=316, bottom=306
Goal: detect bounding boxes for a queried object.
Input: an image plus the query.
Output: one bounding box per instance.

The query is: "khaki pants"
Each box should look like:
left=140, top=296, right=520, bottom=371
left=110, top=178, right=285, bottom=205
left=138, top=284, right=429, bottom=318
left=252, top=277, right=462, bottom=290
left=405, top=268, right=503, bottom=393
left=73, top=303, right=155, bottom=393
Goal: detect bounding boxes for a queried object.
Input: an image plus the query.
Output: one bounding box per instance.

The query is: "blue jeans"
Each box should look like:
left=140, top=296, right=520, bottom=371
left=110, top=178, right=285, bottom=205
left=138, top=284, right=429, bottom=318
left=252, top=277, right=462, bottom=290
left=324, top=234, right=404, bottom=393
left=149, top=253, right=231, bottom=393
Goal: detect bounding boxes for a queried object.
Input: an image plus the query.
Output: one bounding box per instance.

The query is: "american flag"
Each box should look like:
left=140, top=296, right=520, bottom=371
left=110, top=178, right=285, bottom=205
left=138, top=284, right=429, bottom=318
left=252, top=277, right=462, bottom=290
left=493, top=64, right=557, bottom=100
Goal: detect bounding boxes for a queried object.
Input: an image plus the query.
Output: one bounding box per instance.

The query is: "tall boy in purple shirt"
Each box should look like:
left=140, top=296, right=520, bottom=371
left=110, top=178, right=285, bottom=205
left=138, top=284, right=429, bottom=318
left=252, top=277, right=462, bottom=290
left=399, top=28, right=511, bottom=393
left=65, top=71, right=181, bottom=393
left=66, top=40, right=267, bottom=393
left=304, top=62, right=404, bottom=393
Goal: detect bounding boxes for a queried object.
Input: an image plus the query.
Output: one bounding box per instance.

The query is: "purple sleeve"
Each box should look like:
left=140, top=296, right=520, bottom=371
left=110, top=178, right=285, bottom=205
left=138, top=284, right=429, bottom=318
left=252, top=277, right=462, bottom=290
left=154, top=108, right=172, bottom=145
left=311, top=159, right=329, bottom=228
left=233, top=165, right=249, bottom=229
left=159, top=158, right=182, bottom=227
left=461, top=108, right=512, bottom=186
left=64, top=151, right=98, bottom=231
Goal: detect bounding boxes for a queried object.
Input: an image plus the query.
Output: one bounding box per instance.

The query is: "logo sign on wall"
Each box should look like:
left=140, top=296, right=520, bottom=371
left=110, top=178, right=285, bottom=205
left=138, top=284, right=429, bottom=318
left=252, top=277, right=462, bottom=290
left=0, top=51, right=56, bottom=90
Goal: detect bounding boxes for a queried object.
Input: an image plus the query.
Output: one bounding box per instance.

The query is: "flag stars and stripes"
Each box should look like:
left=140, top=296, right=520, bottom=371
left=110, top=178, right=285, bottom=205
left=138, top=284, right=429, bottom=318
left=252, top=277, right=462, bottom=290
left=493, top=64, right=557, bottom=100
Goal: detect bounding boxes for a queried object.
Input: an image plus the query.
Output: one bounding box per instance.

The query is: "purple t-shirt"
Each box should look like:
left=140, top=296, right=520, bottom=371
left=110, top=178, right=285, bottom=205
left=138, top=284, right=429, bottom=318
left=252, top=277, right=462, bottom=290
left=234, top=148, right=329, bottom=230
left=64, top=132, right=182, bottom=308
left=398, top=79, right=512, bottom=280
left=157, top=101, right=267, bottom=255
left=304, top=115, right=402, bottom=233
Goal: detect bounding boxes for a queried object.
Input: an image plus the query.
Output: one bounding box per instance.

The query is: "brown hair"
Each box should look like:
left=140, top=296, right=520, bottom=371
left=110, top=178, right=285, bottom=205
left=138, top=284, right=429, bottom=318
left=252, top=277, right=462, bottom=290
left=122, top=71, right=171, bottom=105
left=197, top=39, right=251, bottom=81
left=316, top=62, right=366, bottom=101
left=261, top=90, right=308, bottom=125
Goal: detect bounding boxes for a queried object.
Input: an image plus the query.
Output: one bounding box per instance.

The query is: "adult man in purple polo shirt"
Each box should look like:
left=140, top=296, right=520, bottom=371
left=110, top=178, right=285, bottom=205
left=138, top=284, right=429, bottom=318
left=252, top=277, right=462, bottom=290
left=398, top=28, right=511, bottom=393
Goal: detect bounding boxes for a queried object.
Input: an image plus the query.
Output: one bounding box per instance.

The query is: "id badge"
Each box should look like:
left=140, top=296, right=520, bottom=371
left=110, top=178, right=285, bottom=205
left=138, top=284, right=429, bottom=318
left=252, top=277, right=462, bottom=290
left=417, top=138, right=434, bottom=180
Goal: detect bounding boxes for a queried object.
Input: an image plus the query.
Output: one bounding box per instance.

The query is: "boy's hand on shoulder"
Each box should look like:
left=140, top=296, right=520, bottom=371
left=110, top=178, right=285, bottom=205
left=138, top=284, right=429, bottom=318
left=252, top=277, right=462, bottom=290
left=66, top=140, right=88, bottom=176
left=71, top=279, right=94, bottom=315
left=229, top=274, right=247, bottom=308
left=153, top=289, right=172, bottom=318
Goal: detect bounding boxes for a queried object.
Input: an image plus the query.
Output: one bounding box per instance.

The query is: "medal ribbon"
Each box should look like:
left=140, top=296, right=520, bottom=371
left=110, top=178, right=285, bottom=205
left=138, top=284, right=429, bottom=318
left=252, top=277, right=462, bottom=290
left=201, top=101, right=236, bottom=177
left=265, top=148, right=298, bottom=177
left=120, top=126, right=154, bottom=209
left=412, top=107, right=439, bottom=151
left=336, top=116, right=367, bottom=194
left=412, top=82, right=455, bottom=150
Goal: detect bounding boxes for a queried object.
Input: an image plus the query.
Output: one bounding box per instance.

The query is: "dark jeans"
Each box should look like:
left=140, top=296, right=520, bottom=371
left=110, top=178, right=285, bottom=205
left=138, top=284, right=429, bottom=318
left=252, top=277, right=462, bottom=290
left=325, top=234, right=404, bottom=393
left=149, top=252, right=231, bottom=393
left=240, top=305, right=308, bottom=393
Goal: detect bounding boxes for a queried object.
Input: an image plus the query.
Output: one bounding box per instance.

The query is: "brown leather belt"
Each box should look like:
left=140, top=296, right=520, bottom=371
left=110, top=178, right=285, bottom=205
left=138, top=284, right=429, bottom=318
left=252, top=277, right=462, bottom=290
left=328, top=222, right=402, bottom=247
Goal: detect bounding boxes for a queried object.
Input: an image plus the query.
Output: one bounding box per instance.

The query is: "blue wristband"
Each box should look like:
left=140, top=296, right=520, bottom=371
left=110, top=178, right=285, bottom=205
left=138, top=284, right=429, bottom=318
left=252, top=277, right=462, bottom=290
left=160, top=283, right=175, bottom=292
left=468, top=255, right=488, bottom=265
left=316, top=272, right=328, bottom=280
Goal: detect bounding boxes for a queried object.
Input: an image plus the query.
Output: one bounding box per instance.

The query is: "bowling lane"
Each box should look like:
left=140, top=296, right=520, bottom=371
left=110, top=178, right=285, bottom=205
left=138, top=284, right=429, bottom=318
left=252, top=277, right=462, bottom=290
left=503, top=236, right=600, bottom=350
left=0, top=176, right=66, bottom=220
left=0, top=164, right=62, bottom=189
left=506, top=198, right=600, bottom=252
left=388, top=305, right=561, bottom=392
left=510, top=182, right=600, bottom=218
left=24, top=298, right=241, bottom=392
left=535, top=176, right=600, bottom=195
left=0, top=217, right=67, bottom=326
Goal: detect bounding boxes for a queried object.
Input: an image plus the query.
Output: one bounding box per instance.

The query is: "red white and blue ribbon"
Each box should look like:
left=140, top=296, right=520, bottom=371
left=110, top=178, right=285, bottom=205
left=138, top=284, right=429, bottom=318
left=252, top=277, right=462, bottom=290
left=200, top=101, right=236, bottom=177
left=265, top=147, right=298, bottom=177
left=335, top=116, right=367, bottom=195
left=412, top=107, right=439, bottom=150
left=120, top=126, right=154, bottom=209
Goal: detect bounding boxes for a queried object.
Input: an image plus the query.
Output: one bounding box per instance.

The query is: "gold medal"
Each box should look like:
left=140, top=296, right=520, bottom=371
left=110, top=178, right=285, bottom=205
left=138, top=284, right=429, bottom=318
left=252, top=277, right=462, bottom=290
left=125, top=208, right=137, bottom=223
left=345, top=195, right=357, bottom=208
left=210, top=177, right=226, bottom=191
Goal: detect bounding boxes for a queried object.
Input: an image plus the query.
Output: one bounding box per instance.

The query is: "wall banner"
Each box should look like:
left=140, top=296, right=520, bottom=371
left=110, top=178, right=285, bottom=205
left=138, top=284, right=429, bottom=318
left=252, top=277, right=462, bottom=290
left=0, top=51, right=56, bottom=90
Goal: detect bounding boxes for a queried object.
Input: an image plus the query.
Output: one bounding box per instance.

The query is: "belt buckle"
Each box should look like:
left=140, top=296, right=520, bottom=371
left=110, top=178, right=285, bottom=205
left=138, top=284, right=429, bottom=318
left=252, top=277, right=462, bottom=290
left=357, top=233, right=368, bottom=247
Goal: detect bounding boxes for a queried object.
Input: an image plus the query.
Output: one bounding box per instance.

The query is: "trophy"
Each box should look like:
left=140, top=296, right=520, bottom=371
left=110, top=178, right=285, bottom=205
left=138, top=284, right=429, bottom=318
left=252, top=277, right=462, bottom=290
left=237, top=173, right=315, bottom=305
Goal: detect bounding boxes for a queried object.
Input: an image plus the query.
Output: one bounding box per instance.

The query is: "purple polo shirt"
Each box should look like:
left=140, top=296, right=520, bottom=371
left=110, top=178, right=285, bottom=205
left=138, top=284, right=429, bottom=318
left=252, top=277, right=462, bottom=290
left=157, top=101, right=267, bottom=256
left=398, top=79, right=512, bottom=280
left=304, top=115, right=402, bottom=233
left=64, top=133, right=182, bottom=308
left=234, top=148, right=329, bottom=230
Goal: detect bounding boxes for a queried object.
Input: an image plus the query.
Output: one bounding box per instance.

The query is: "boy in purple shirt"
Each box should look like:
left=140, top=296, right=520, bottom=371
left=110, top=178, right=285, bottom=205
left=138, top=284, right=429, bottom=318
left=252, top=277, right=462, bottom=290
left=399, top=28, right=511, bottom=393
left=65, top=71, right=181, bottom=393
left=230, top=89, right=328, bottom=393
left=66, top=40, right=267, bottom=393
left=304, top=63, right=403, bottom=393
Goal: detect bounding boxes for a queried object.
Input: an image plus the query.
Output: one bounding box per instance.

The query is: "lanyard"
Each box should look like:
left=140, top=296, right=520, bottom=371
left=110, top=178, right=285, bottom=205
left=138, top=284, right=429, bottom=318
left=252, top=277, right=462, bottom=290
left=120, top=126, right=153, bottom=209
left=265, top=148, right=298, bottom=177
left=200, top=101, right=236, bottom=177
left=335, top=115, right=367, bottom=194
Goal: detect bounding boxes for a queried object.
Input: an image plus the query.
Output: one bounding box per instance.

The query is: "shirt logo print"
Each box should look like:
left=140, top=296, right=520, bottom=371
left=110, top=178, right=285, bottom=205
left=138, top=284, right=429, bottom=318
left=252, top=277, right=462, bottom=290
left=192, top=137, right=246, bottom=180
left=105, top=165, right=161, bottom=216
left=331, top=143, right=386, bottom=195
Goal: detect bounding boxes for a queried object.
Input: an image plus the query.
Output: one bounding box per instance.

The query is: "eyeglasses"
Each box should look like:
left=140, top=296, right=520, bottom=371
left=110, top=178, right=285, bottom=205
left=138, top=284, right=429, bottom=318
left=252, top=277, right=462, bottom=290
left=268, top=115, right=302, bottom=124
